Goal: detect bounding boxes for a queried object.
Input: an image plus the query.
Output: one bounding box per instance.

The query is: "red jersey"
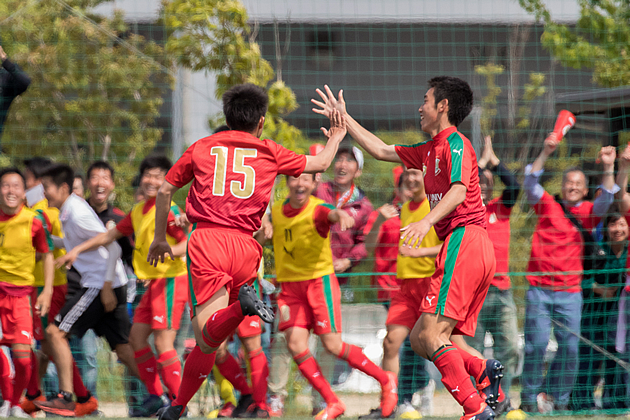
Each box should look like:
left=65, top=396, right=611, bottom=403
left=485, top=197, right=512, bottom=290
left=527, top=191, right=599, bottom=293
left=166, top=131, right=307, bottom=234
left=395, top=127, right=486, bottom=240
left=364, top=210, right=400, bottom=302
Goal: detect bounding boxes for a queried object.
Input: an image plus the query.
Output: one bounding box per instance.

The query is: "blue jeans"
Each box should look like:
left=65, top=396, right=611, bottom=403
left=521, top=287, right=582, bottom=406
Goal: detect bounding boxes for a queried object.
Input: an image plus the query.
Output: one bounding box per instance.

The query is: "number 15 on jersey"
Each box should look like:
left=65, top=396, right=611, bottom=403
left=210, top=147, right=257, bottom=199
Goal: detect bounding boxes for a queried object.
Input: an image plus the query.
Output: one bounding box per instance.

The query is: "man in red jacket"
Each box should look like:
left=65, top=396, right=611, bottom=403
left=521, top=132, right=617, bottom=413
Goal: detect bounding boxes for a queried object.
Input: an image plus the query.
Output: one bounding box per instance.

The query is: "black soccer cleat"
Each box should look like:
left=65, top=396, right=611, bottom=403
left=461, top=404, right=496, bottom=420
left=476, top=359, right=504, bottom=410
left=358, top=408, right=395, bottom=419
left=232, top=394, right=254, bottom=418
left=238, top=284, right=274, bottom=323
left=157, top=404, right=186, bottom=420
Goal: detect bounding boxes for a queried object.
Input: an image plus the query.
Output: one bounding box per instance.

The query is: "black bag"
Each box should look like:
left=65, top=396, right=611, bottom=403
left=554, top=195, right=607, bottom=273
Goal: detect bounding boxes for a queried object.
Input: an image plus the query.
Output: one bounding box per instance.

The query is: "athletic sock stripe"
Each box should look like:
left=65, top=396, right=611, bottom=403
left=295, top=351, right=313, bottom=365
left=201, top=323, right=223, bottom=348
left=248, top=347, right=263, bottom=358
left=59, top=288, right=100, bottom=333
left=432, top=346, right=457, bottom=362
left=430, top=344, right=452, bottom=361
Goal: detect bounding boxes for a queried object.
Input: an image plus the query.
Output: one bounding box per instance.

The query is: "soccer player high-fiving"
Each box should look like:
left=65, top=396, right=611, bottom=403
left=147, top=83, right=347, bottom=420
left=312, top=78, right=500, bottom=420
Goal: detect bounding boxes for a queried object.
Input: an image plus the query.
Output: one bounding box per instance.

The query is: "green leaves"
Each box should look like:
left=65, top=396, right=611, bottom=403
left=521, top=0, right=630, bottom=87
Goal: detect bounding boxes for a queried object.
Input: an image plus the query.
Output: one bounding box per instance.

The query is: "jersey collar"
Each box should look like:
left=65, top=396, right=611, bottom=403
left=432, top=126, right=458, bottom=142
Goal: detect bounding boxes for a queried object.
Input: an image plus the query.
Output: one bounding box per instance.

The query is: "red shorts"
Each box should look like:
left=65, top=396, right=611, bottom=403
left=134, top=275, right=189, bottom=330
left=277, top=274, right=342, bottom=335
left=0, top=294, right=33, bottom=345
left=386, top=277, right=431, bottom=330
left=187, top=224, right=262, bottom=317
left=32, top=284, right=67, bottom=340
left=421, top=226, right=495, bottom=337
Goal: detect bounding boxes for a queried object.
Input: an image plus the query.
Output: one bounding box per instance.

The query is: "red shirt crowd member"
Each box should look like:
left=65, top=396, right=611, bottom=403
left=364, top=171, right=413, bottom=302
left=315, top=146, right=373, bottom=279
left=147, top=83, right=348, bottom=420
left=313, top=76, right=501, bottom=420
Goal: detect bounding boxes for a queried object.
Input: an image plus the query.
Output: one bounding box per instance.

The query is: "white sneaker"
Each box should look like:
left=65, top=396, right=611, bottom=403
left=397, top=401, right=421, bottom=419
left=418, top=379, right=435, bottom=417
left=0, top=401, right=10, bottom=418
left=268, top=395, right=284, bottom=417
left=9, top=406, right=30, bottom=418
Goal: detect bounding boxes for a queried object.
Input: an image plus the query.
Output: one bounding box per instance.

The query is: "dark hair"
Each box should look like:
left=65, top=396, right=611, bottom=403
left=87, top=161, right=115, bottom=179
left=40, top=164, right=74, bottom=190
left=285, top=173, right=317, bottom=181
left=223, top=84, right=268, bottom=133
left=74, top=174, right=84, bottom=184
left=213, top=125, right=231, bottom=134
left=603, top=207, right=626, bottom=242
left=139, top=156, right=172, bottom=177
left=23, top=157, right=53, bottom=179
left=428, top=76, right=473, bottom=127
left=0, top=167, right=26, bottom=188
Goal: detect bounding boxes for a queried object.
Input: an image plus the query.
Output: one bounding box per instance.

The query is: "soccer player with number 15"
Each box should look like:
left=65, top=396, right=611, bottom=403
left=148, top=83, right=347, bottom=420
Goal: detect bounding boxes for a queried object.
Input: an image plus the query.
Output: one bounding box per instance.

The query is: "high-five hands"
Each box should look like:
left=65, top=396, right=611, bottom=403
left=312, top=85, right=347, bottom=119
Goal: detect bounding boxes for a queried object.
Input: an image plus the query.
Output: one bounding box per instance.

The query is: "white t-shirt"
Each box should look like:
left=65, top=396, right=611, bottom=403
left=59, top=194, right=128, bottom=289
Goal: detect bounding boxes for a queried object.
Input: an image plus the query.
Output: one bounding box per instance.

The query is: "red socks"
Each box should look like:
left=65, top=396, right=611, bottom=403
left=11, top=349, right=32, bottom=406
left=294, top=350, right=338, bottom=405
left=431, top=344, right=484, bottom=414
left=72, top=360, right=90, bottom=399
left=157, top=350, right=182, bottom=400
left=135, top=347, right=164, bottom=396
left=0, top=347, right=12, bottom=403
left=172, top=346, right=216, bottom=413
left=201, top=303, right=245, bottom=349
left=452, top=343, right=486, bottom=379
left=215, top=351, right=252, bottom=395
left=339, top=343, right=389, bottom=386
left=26, top=350, right=40, bottom=396
left=248, top=348, right=268, bottom=409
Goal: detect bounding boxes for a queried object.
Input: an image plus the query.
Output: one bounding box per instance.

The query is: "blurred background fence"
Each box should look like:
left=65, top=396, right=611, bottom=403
left=1, top=0, right=630, bottom=416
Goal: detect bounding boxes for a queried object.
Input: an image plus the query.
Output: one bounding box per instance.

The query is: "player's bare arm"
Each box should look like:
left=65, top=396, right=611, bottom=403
left=327, top=208, right=355, bottom=232
left=147, top=181, right=179, bottom=266
left=36, top=251, right=54, bottom=317
left=398, top=243, right=443, bottom=258
left=312, top=85, right=401, bottom=163
left=531, top=132, right=559, bottom=173
left=56, top=228, right=122, bottom=269
left=304, top=109, right=347, bottom=173
left=400, top=182, right=466, bottom=248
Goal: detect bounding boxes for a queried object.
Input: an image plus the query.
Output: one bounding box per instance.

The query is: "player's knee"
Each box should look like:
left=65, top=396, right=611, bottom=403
left=383, top=334, right=400, bottom=358
left=323, top=340, right=343, bottom=357
left=198, top=341, right=216, bottom=355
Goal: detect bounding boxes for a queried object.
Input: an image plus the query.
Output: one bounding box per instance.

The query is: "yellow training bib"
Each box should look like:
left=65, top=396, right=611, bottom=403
left=0, top=206, right=42, bottom=286
left=272, top=196, right=335, bottom=282
left=32, top=199, right=67, bottom=286
left=131, top=200, right=187, bottom=280
left=397, top=199, right=442, bottom=279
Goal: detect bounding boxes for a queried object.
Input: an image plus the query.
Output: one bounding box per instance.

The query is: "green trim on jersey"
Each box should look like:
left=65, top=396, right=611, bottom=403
left=170, top=204, right=181, bottom=217
left=319, top=203, right=335, bottom=211
left=436, top=227, right=465, bottom=315
left=34, top=211, right=54, bottom=251
left=322, top=274, right=338, bottom=332
left=396, top=138, right=433, bottom=148
left=447, top=132, right=465, bottom=183
left=166, top=277, right=175, bottom=329
left=187, top=223, right=198, bottom=316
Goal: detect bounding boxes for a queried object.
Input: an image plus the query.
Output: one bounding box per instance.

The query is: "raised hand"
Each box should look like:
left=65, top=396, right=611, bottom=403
left=598, top=145, right=616, bottom=167
left=312, top=85, right=347, bottom=119
left=378, top=204, right=399, bottom=220
left=321, top=109, right=347, bottom=140
left=542, top=132, right=559, bottom=156
left=337, top=210, right=355, bottom=232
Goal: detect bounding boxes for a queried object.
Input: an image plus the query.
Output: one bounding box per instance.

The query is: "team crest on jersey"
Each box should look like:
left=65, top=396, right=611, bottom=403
left=422, top=164, right=427, bottom=177
left=435, top=157, right=441, bottom=176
